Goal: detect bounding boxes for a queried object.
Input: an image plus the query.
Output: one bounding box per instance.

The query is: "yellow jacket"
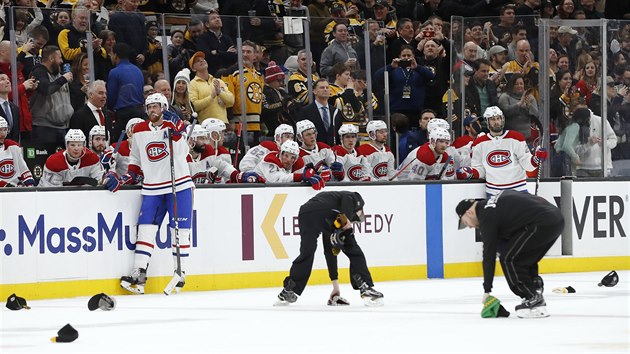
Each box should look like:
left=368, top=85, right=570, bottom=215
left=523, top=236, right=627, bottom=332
left=189, top=75, right=234, bottom=123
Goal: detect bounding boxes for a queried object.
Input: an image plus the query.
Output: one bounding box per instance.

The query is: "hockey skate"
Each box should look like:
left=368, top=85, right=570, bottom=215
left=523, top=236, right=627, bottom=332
left=120, top=268, right=147, bottom=295
left=327, top=292, right=350, bottom=306
left=515, top=294, right=549, bottom=318
left=274, top=279, right=298, bottom=306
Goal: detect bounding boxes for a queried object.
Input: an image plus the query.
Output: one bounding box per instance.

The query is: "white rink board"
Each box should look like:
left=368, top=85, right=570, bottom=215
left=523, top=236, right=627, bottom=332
left=0, top=185, right=427, bottom=285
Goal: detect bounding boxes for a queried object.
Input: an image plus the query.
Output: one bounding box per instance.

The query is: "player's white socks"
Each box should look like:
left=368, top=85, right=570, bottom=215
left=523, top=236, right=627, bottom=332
left=133, top=224, right=159, bottom=270
left=171, top=227, right=191, bottom=274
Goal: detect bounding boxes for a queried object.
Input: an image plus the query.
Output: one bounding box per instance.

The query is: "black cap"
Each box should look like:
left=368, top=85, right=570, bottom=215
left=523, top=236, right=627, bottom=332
left=598, top=271, right=619, bottom=287
left=6, top=293, right=31, bottom=310
left=88, top=293, right=116, bottom=311
left=373, top=0, right=389, bottom=8
left=146, top=21, right=158, bottom=30
left=455, top=199, right=481, bottom=229
left=51, top=324, right=79, bottom=343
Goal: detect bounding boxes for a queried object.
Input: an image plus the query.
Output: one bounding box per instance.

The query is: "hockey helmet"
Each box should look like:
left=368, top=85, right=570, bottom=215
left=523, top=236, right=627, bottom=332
left=429, top=127, right=451, bottom=145
left=88, top=125, right=107, bottom=148
left=126, top=118, right=144, bottom=133
left=427, top=118, right=450, bottom=133
left=65, top=129, right=86, bottom=146
left=188, top=124, right=208, bottom=139
left=483, top=106, right=504, bottom=119
left=145, top=93, right=169, bottom=113
left=296, top=120, right=316, bottom=140
left=274, top=124, right=294, bottom=144
left=280, top=140, right=300, bottom=156
left=338, top=124, right=359, bottom=136
left=0, top=116, right=7, bottom=129
left=366, top=120, right=387, bottom=138
left=201, top=118, right=226, bottom=141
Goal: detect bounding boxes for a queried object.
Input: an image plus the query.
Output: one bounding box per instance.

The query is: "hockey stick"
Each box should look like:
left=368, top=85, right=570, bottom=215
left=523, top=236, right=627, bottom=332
left=436, top=155, right=453, bottom=180
left=534, top=120, right=544, bottom=196
left=389, top=157, right=416, bottom=181
left=164, top=128, right=182, bottom=295
left=233, top=121, right=242, bottom=168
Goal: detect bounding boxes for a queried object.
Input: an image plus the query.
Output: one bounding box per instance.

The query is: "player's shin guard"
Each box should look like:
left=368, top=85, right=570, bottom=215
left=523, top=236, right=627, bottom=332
left=133, top=224, right=159, bottom=270
left=172, top=227, right=190, bottom=293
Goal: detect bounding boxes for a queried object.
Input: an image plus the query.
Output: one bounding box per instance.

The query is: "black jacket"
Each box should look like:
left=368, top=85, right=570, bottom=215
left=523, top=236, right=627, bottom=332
left=0, top=100, right=20, bottom=141
left=69, top=104, right=113, bottom=142
left=299, top=191, right=365, bottom=232
left=465, top=78, right=499, bottom=117
left=300, top=101, right=342, bottom=146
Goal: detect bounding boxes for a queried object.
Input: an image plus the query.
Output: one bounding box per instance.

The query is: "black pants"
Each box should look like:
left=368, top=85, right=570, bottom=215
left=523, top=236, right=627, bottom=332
left=498, top=215, right=564, bottom=300
left=285, top=210, right=374, bottom=295
left=112, top=105, right=144, bottom=142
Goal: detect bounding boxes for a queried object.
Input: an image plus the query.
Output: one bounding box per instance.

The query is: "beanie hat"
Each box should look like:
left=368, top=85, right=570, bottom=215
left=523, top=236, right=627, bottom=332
left=172, top=68, right=191, bottom=105
left=265, top=61, right=285, bottom=84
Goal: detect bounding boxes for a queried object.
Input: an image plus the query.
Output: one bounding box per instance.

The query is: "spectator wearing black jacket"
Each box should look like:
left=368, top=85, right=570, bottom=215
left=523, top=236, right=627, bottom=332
left=465, top=59, right=498, bottom=118
left=197, top=10, right=236, bottom=76
left=108, top=0, right=147, bottom=67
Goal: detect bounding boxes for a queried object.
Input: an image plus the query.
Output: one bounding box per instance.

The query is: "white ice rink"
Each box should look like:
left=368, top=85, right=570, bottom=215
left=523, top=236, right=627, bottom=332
left=1, top=271, right=628, bottom=354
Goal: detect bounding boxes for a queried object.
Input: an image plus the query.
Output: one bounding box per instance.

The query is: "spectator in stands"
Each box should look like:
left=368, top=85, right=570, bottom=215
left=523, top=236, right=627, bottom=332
left=493, top=4, right=516, bottom=47
left=552, top=26, right=578, bottom=72
left=465, top=59, right=498, bottom=119
left=392, top=112, right=421, bottom=160
left=351, top=70, right=378, bottom=124
left=142, top=84, right=154, bottom=101
left=540, top=1, right=556, bottom=19
left=189, top=51, right=233, bottom=124
left=69, top=79, right=112, bottom=141
left=462, top=41, right=478, bottom=73
left=555, top=0, right=575, bottom=19
left=515, top=0, right=540, bottom=44
left=167, top=30, right=189, bottom=83
left=29, top=45, right=74, bottom=147
left=376, top=45, right=435, bottom=127
left=94, top=29, right=115, bottom=80
left=12, top=3, right=44, bottom=48
left=467, top=22, right=488, bottom=58
left=548, top=48, right=559, bottom=82
left=576, top=61, right=600, bottom=106
left=48, top=9, right=71, bottom=47
left=498, top=74, right=539, bottom=139
left=573, top=101, right=617, bottom=177
left=106, top=42, right=144, bottom=141
left=503, top=40, right=540, bottom=98
left=557, top=54, right=570, bottom=72
left=197, top=9, right=236, bottom=77
left=143, top=21, right=162, bottom=76
left=320, top=23, right=360, bottom=80
left=183, top=18, right=206, bottom=61
left=417, top=38, right=449, bottom=114
left=487, top=45, right=508, bottom=92
left=58, top=6, right=106, bottom=64
left=287, top=49, right=319, bottom=106
left=261, top=62, right=289, bottom=137
left=154, top=77, right=187, bottom=123
left=284, top=0, right=309, bottom=55
left=0, top=73, right=20, bottom=141
left=17, top=25, right=48, bottom=79
left=108, top=0, right=147, bottom=67
left=506, top=26, right=527, bottom=62
left=68, top=53, right=89, bottom=111
left=300, top=78, right=342, bottom=146
left=329, top=62, right=363, bottom=124
left=371, top=0, right=397, bottom=32
left=387, top=18, right=417, bottom=63
left=307, top=0, right=331, bottom=72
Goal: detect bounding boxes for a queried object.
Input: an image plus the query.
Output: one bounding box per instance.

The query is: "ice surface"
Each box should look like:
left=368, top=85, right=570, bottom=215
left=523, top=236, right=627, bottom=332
left=1, top=271, right=628, bottom=354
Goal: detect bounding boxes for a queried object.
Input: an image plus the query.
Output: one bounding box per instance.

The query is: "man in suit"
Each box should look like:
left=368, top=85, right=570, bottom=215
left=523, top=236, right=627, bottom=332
left=69, top=80, right=113, bottom=143
left=300, top=78, right=342, bottom=146
left=0, top=73, right=20, bottom=141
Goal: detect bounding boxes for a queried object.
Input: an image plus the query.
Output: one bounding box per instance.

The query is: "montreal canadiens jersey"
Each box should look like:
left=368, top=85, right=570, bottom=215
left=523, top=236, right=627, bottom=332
left=129, top=121, right=194, bottom=195
left=452, top=135, right=474, bottom=169
left=0, top=140, right=33, bottom=186
left=471, top=130, right=536, bottom=195
left=187, top=151, right=237, bottom=184
left=39, top=149, right=103, bottom=187
left=356, top=143, right=395, bottom=181
left=299, top=142, right=335, bottom=170
left=108, top=140, right=131, bottom=177
left=199, top=144, right=232, bottom=183
left=398, top=143, right=455, bottom=181
left=330, top=145, right=371, bottom=181
left=254, top=151, right=305, bottom=183
left=239, top=140, right=279, bottom=173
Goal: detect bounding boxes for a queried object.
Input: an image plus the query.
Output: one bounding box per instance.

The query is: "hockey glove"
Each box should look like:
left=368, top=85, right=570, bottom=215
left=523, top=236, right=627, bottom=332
left=532, top=147, right=548, bottom=167
left=330, top=161, right=344, bottom=181
left=162, top=110, right=185, bottom=135
left=456, top=166, right=475, bottom=180
left=239, top=171, right=266, bottom=183
left=318, top=165, right=331, bottom=182
left=21, top=176, right=35, bottom=187
left=105, top=171, right=137, bottom=192
left=100, top=150, right=114, bottom=170
left=302, top=167, right=324, bottom=190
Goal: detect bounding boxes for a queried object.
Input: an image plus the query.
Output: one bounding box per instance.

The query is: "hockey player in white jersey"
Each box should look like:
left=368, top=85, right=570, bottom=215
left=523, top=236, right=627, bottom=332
left=0, top=117, right=34, bottom=187
left=100, top=118, right=145, bottom=178
left=187, top=124, right=264, bottom=184
left=295, top=120, right=334, bottom=181
left=399, top=127, right=455, bottom=181
left=452, top=115, right=483, bottom=168
left=239, top=124, right=294, bottom=173
left=356, top=120, right=395, bottom=180
left=39, top=129, right=104, bottom=187
left=88, top=125, right=109, bottom=155
left=254, top=140, right=325, bottom=190
left=456, top=106, right=548, bottom=195
left=201, top=118, right=232, bottom=165
left=104, top=93, right=194, bottom=294
left=330, top=124, right=371, bottom=181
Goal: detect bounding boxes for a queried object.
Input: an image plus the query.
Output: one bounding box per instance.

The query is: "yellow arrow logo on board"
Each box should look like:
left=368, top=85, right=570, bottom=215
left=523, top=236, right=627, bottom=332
left=261, top=194, right=289, bottom=259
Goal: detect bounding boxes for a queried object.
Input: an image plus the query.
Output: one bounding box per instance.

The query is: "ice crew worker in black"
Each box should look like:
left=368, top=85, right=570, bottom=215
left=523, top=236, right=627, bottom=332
left=276, top=191, right=384, bottom=306
left=456, top=190, right=564, bottom=318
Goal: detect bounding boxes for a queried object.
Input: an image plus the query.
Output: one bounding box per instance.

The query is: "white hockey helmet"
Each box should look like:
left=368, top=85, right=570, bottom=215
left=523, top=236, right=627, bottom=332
left=483, top=106, right=504, bottom=119
left=427, top=118, right=450, bottom=133
left=0, top=116, right=7, bottom=129
left=274, top=124, right=294, bottom=143
left=280, top=140, right=300, bottom=157
left=88, top=125, right=107, bottom=148
left=145, top=93, right=169, bottom=112
left=296, top=120, right=316, bottom=140
left=338, top=123, right=359, bottom=136
left=201, top=118, right=226, bottom=141
left=429, top=127, right=451, bottom=145
left=366, top=120, right=387, bottom=138
left=126, top=117, right=144, bottom=133
left=65, top=129, right=86, bottom=146
left=188, top=124, right=208, bottom=139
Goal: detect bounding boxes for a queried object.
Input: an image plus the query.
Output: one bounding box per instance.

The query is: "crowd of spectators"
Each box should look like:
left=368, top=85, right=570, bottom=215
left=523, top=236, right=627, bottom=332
left=0, top=0, right=629, bottom=187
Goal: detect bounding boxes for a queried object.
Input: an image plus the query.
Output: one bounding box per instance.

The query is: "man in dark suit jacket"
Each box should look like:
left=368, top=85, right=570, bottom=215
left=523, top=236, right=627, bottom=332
left=69, top=80, right=113, bottom=143
left=299, top=78, right=342, bottom=146
left=0, top=73, right=20, bottom=141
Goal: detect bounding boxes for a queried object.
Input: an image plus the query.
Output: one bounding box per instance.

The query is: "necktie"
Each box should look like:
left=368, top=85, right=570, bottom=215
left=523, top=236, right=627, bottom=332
left=321, top=106, right=330, bottom=131
left=2, top=101, right=13, bottom=129
left=96, top=109, right=105, bottom=126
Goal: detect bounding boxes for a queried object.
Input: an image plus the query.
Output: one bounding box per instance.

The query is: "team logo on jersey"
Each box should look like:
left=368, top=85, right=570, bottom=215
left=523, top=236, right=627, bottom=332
left=445, top=160, right=455, bottom=177
left=0, top=158, right=15, bottom=178
left=348, top=165, right=363, bottom=180
left=145, top=142, right=169, bottom=162
left=247, top=82, right=263, bottom=104
left=372, top=162, right=388, bottom=178
left=487, top=150, right=512, bottom=167
left=191, top=172, right=207, bottom=183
